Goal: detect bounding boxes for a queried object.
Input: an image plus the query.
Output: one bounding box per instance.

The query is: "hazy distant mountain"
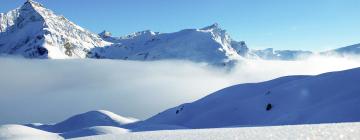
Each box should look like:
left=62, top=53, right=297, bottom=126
left=252, top=48, right=313, bottom=60
left=322, top=43, right=360, bottom=56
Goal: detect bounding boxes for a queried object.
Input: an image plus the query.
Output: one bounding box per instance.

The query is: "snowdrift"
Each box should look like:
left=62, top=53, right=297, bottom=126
left=0, top=125, right=62, bottom=140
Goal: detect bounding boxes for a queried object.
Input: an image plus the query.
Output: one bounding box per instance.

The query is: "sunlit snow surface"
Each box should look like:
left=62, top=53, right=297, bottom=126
left=1, top=123, right=359, bottom=140
left=71, top=122, right=360, bottom=140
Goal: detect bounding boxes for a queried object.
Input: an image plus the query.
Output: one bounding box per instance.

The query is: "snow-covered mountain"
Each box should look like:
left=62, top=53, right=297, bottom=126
left=0, top=0, right=251, bottom=65
left=0, top=0, right=110, bottom=59
left=322, top=43, right=360, bottom=56
left=142, top=67, right=360, bottom=128
left=96, top=27, right=319, bottom=62
left=2, top=0, right=360, bottom=63
left=252, top=48, right=313, bottom=60
left=93, top=23, right=249, bottom=66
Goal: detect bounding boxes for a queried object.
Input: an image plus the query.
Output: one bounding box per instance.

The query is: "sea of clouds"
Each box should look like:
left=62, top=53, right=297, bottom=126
left=0, top=55, right=359, bottom=125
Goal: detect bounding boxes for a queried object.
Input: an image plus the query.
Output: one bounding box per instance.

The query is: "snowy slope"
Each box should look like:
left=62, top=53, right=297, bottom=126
left=0, top=125, right=63, bottom=140
left=29, top=110, right=137, bottom=133
left=71, top=122, right=360, bottom=140
left=94, top=23, right=248, bottom=66
left=143, top=67, right=360, bottom=128
left=0, top=0, right=110, bottom=59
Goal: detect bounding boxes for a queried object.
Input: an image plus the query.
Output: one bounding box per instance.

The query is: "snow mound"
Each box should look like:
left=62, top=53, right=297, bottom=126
left=0, top=124, right=62, bottom=140
left=60, top=126, right=129, bottom=139
left=36, top=110, right=138, bottom=133
left=145, top=67, right=360, bottom=128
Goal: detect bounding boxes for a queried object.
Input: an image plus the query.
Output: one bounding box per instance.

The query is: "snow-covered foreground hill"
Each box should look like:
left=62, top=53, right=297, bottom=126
left=143, top=67, right=360, bottom=128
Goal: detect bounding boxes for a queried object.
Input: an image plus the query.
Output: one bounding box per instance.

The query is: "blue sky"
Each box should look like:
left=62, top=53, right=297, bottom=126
left=1, top=0, right=360, bottom=51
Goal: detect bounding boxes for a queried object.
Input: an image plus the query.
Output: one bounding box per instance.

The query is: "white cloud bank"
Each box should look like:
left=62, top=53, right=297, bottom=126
left=0, top=55, right=359, bottom=125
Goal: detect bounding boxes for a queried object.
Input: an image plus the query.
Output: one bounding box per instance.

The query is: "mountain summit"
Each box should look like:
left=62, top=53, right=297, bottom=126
left=0, top=0, right=110, bottom=58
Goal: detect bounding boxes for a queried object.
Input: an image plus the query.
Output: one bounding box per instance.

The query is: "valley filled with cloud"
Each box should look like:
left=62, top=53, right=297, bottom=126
left=0, top=55, right=359, bottom=125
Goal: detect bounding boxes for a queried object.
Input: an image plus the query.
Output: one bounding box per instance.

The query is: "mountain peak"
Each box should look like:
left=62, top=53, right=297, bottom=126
left=201, top=23, right=221, bottom=30
left=121, top=30, right=158, bottom=40
left=199, top=23, right=228, bottom=38
left=134, top=30, right=157, bottom=36
left=23, top=0, right=43, bottom=9
left=99, top=30, right=112, bottom=38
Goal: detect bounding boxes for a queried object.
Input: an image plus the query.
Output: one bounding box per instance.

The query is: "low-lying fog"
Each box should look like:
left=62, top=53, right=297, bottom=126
left=0, top=55, right=359, bottom=125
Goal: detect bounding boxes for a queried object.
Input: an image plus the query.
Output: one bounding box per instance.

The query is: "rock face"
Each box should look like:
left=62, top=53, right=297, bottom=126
left=0, top=0, right=110, bottom=59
